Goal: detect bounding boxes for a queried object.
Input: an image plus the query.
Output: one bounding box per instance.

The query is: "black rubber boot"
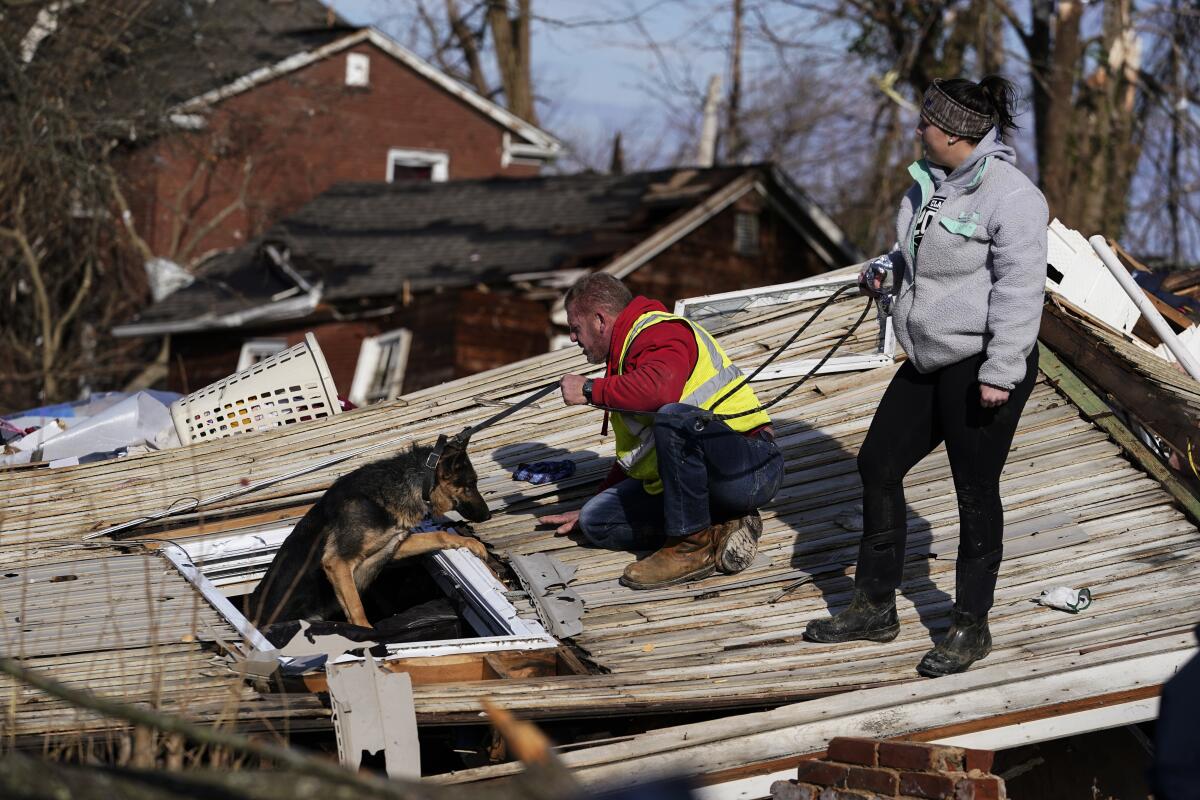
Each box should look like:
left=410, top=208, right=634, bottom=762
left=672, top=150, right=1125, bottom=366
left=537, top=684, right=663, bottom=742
left=804, top=588, right=900, bottom=643
left=916, top=608, right=992, bottom=677
left=854, top=528, right=907, bottom=600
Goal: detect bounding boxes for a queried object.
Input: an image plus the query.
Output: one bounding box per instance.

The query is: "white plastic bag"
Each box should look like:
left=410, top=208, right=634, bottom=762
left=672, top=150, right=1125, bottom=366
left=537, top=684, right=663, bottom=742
left=1036, top=586, right=1092, bottom=614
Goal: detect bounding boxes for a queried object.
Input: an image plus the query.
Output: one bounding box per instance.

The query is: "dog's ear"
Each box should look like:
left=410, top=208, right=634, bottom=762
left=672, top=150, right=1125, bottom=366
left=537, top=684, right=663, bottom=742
left=441, top=430, right=473, bottom=461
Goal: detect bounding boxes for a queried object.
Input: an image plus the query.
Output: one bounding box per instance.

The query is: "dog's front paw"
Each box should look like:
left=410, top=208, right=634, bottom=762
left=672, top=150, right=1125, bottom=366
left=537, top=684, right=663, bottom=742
left=457, top=537, right=489, bottom=561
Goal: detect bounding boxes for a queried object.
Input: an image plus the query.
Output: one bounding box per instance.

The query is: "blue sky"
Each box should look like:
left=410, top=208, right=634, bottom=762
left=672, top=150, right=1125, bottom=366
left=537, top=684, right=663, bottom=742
left=327, top=1, right=838, bottom=168
left=328, top=2, right=708, bottom=127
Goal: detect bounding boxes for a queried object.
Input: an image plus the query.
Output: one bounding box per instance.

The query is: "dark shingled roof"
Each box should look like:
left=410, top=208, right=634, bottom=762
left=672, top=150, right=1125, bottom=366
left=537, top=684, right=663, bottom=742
left=19, top=0, right=351, bottom=125
left=135, top=166, right=759, bottom=324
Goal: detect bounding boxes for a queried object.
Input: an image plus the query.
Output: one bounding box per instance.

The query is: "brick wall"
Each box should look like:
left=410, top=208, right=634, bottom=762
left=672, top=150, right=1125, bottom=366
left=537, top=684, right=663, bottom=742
left=626, top=199, right=831, bottom=307
left=454, top=289, right=549, bottom=379
left=122, top=39, right=541, bottom=261
left=168, top=287, right=548, bottom=397
left=771, top=738, right=1006, bottom=800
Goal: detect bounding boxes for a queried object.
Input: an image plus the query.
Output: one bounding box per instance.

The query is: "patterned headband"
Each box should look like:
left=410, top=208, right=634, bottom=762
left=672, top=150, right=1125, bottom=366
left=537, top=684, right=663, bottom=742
left=920, top=80, right=995, bottom=139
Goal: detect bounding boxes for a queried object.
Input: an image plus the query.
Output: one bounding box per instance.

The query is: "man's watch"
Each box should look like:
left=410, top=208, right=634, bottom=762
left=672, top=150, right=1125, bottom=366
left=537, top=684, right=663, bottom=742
left=582, top=379, right=594, bottom=404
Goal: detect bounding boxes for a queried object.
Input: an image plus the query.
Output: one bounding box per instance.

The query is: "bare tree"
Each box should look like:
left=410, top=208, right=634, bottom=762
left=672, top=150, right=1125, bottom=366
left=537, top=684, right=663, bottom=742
left=0, top=0, right=338, bottom=411
left=404, top=0, right=538, bottom=121
left=725, top=0, right=745, bottom=163
left=0, top=1, right=158, bottom=410
left=825, top=0, right=1198, bottom=258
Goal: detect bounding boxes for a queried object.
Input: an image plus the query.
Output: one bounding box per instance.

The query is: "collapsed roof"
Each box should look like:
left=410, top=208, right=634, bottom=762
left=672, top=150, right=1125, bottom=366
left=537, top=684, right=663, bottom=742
left=3, top=269, right=1199, bottom=785
left=121, top=165, right=857, bottom=335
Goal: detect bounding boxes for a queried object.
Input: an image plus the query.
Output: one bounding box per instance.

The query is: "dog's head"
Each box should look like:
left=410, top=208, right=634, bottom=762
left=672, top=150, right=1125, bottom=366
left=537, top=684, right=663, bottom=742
left=429, top=438, right=491, bottom=523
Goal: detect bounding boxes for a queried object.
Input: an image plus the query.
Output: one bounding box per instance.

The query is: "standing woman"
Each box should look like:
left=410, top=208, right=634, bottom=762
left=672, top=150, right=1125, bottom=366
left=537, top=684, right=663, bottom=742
left=804, top=76, right=1048, bottom=677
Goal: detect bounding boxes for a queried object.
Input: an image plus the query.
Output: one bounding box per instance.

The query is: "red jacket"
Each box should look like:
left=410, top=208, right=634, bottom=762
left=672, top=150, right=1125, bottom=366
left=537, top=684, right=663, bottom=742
left=591, top=297, right=697, bottom=412
left=591, top=297, right=698, bottom=491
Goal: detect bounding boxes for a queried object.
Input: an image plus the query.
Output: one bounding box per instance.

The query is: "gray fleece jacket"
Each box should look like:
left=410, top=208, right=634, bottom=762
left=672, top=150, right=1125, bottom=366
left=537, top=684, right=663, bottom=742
left=886, top=128, right=1048, bottom=390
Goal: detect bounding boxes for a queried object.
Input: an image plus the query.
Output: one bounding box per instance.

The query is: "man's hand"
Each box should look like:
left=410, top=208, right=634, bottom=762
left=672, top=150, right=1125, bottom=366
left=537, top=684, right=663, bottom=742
left=560, top=374, right=588, bottom=405
left=538, top=510, right=581, bottom=536
left=980, top=384, right=1010, bottom=408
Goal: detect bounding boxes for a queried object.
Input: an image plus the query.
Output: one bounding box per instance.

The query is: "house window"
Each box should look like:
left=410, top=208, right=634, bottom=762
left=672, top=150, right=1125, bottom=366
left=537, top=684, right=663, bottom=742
left=349, top=329, right=412, bottom=406
left=236, top=338, right=287, bottom=372
left=345, top=53, right=370, bottom=87
left=735, top=212, right=761, bottom=256
left=386, top=148, right=449, bottom=183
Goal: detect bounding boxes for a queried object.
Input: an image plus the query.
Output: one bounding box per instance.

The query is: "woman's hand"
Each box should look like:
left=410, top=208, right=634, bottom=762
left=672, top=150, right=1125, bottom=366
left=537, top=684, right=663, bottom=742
left=980, top=384, right=1010, bottom=408
left=538, top=510, right=581, bottom=536
left=859, top=256, right=893, bottom=299
left=858, top=266, right=883, bottom=298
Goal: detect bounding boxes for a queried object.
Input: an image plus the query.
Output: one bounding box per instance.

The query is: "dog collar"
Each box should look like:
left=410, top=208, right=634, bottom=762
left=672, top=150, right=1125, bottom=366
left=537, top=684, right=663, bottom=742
left=421, top=428, right=472, bottom=504
left=420, top=381, right=560, bottom=504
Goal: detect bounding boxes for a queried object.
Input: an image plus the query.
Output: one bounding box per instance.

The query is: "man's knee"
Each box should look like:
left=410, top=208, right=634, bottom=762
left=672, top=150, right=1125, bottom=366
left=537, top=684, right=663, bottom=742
left=657, top=402, right=699, bottom=416
left=577, top=494, right=624, bottom=548
left=577, top=495, right=605, bottom=541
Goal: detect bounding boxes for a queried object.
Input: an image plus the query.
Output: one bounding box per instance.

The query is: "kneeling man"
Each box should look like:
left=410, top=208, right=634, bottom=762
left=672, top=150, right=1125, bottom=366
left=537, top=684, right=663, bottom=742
left=541, top=273, right=783, bottom=589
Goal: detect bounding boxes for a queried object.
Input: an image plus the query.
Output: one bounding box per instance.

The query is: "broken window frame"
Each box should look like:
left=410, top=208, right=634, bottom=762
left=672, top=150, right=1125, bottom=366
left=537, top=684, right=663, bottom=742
left=235, top=338, right=288, bottom=372
left=160, top=527, right=558, bottom=664
left=349, top=328, right=413, bottom=406
left=674, top=271, right=895, bottom=378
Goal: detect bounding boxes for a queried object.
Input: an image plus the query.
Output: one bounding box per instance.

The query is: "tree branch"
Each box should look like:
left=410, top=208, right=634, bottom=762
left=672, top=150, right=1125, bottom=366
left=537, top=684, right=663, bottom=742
left=177, top=156, right=254, bottom=264
left=0, top=655, right=417, bottom=799
left=0, top=206, right=57, bottom=398
left=106, top=167, right=156, bottom=263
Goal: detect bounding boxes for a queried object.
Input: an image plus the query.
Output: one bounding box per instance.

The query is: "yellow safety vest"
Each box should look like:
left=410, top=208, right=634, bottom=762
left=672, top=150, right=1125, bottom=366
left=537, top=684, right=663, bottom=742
left=612, top=311, right=771, bottom=495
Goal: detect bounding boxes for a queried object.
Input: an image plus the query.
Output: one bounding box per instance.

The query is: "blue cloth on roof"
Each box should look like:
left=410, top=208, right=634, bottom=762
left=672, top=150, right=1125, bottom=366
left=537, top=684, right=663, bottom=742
left=512, top=460, right=576, bottom=485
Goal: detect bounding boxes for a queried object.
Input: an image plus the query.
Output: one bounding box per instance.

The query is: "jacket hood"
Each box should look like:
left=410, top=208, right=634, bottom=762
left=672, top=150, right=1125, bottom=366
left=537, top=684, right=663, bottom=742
left=606, top=296, right=668, bottom=374
left=930, top=127, right=1016, bottom=189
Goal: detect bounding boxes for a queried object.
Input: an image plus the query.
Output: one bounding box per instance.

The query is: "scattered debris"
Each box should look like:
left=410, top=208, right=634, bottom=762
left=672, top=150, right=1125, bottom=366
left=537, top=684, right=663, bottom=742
left=327, top=656, right=420, bottom=779
left=509, top=553, right=585, bottom=638
left=1036, top=586, right=1093, bottom=614
left=1, top=391, right=180, bottom=467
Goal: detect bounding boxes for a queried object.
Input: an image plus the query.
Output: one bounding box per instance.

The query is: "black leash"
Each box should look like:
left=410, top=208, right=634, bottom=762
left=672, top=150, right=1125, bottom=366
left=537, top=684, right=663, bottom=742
left=422, top=381, right=561, bottom=501
left=592, top=286, right=875, bottom=430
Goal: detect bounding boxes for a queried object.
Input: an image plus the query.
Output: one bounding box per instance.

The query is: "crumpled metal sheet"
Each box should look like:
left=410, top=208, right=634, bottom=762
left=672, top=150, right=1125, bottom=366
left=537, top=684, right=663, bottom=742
left=508, top=553, right=585, bottom=639
left=326, top=657, right=420, bottom=779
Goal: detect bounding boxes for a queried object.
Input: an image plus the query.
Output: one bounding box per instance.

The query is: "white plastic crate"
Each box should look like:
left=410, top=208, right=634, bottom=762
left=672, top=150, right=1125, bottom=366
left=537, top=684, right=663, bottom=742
left=170, top=332, right=341, bottom=444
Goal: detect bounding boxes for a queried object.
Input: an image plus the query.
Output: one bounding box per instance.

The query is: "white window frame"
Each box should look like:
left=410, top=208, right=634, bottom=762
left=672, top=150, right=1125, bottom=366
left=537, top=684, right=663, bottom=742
left=345, top=52, right=370, bottom=87
left=674, top=270, right=896, bottom=380
left=385, top=148, right=449, bottom=183
left=734, top=211, right=761, bottom=256
left=349, top=328, right=412, bottom=406
left=236, top=338, right=287, bottom=372
left=161, top=530, right=557, bottom=663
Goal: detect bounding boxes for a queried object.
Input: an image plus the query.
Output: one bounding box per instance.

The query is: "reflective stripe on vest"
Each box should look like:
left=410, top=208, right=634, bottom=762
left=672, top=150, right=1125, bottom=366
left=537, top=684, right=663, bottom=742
left=611, top=311, right=769, bottom=489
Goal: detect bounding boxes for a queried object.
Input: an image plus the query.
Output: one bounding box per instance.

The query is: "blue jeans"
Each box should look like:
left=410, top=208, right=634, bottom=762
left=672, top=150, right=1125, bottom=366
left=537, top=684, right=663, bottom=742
left=578, top=403, right=784, bottom=550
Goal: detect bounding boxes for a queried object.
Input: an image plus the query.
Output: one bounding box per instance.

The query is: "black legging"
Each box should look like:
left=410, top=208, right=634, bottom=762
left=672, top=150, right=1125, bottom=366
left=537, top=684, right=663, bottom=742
left=855, top=347, right=1039, bottom=616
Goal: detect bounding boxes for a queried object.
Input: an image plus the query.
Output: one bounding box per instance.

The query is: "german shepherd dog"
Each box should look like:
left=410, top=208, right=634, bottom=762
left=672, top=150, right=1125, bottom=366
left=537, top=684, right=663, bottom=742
left=245, top=439, right=490, bottom=630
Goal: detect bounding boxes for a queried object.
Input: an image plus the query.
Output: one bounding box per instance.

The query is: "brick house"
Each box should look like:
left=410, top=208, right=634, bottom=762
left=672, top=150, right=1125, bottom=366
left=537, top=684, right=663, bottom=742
left=115, top=0, right=561, bottom=265
left=114, top=164, right=861, bottom=402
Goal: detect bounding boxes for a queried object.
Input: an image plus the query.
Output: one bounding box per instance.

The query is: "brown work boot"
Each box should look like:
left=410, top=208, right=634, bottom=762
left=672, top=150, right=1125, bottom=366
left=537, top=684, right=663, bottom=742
left=713, top=511, right=763, bottom=574
left=620, top=529, right=716, bottom=589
